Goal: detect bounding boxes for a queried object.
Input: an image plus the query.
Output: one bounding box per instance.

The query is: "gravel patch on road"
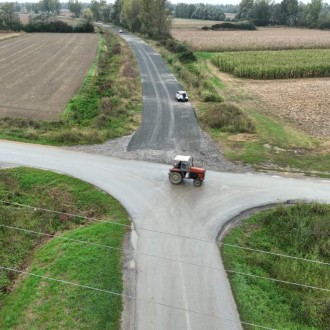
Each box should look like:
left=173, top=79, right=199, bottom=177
left=67, top=132, right=250, bottom=173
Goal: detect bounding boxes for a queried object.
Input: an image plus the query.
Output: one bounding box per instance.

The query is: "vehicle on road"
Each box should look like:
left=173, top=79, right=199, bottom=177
left=175, top=90, right=188, bottom=102
left=169, top=155, right=205, bottom=187
left=119, top=29, right=123, bottom=33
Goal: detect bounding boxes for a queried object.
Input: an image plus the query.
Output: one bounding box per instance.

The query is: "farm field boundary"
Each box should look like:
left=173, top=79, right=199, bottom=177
left=153, top=31, right=330, bottom=175
left=0, top=33, right=98, bottom=120
left=0, top=29, right=142, bottom=145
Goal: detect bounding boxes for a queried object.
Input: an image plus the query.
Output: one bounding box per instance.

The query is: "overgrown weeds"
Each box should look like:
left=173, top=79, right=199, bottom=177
left=221, top=202, right=330, bottom=329
left=202, top=103, right=256, bottom=133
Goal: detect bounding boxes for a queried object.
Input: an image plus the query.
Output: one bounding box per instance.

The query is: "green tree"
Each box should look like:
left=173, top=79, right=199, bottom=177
left=81, top=8, right=93, bottom=23
left=140, top=0, right=153, bottom=33
left=237, top=0, right=254, bottom=19
left=0, top=2, right=21, bottom=30
left=139, top=0, right=171, bottom=38
left=39, top=0, right=60, bottom=14
left=90, top=0, right=106, bottom=21
left=121, top=0, right=141, bottom=31
left=110, top=0, right=122, bottom=25
left=68, top=0, right=82, bottom=18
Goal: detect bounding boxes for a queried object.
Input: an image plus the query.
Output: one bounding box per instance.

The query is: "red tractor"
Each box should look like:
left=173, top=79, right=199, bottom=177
left=169, top=155, right=206, bottom=187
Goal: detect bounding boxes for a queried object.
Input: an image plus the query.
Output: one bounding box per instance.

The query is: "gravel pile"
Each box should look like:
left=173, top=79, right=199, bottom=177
left=67, top=132, right=250, bottom=173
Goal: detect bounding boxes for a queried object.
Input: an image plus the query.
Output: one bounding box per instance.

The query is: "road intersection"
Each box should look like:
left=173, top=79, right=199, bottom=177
left=1, top=29, right=329, bottom=330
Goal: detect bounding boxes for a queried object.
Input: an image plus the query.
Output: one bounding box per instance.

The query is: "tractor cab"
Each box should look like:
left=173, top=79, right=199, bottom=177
left=169, top=155, right=205, bottom=187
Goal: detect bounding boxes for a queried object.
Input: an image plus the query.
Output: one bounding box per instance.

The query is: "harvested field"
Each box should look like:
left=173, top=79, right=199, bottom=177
left=215, top=69, right=330, bottom=139
left=172, top=27, right=330, bottom=51
left=0, top=33, right=98, bottom=120
left=243, top=78, right=330, bottom=139
left=172, top=18, right=224, bottom=30
left=0, top=32, right=22, bottom=41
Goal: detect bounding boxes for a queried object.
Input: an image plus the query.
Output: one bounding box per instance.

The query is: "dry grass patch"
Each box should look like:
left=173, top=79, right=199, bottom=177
left=0, top=32, right=22, bottom=41
left=172, top=27, right=330, bottom=51
left=172, top=17, right=224, bottom=30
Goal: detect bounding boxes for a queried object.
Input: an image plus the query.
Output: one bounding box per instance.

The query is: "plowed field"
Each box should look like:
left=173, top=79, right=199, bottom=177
left=0, top=33, right=98, bottom=120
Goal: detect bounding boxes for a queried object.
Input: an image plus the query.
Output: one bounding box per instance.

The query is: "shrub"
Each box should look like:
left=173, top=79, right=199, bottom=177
left=23, top=20, right=73, bottom=33
left=201, top=91, right=223, bottom=102
left=204, top=102, right=256, bottom=133
left=178, top=49, right=197, bottom=63
left=237, top=20, right=257, bottom=30
left=211, top=21, right=256, bottom=31
left=73, top=22, right=94, bottom=33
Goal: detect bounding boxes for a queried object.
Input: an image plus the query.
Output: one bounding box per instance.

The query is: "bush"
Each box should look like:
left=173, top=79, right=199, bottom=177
left=178, top=50, right=197, bottom=63
left=201, top=91, right=223, bottom=102
left=211, top=21, right=256, bottom=31
left=22, top=20, right=94, bottom=33
left=204, top=102, right=255, bottom=133
left=237, top=20, right=257, bottom=30
left=73, top=22, right=94, bottom=33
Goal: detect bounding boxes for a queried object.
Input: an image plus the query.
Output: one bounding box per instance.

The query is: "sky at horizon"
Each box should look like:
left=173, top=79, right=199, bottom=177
left=0, top=0, right=313, bottom=6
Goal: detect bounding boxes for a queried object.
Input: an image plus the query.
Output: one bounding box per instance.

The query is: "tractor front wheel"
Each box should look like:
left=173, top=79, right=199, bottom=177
left=169, top=172, right=182, bottom=185
left=193, top=178, right=202, bottom=187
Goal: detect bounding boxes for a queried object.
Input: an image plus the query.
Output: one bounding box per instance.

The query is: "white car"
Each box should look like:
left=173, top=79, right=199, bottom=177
left=175, top=91, right=188, bottom=102
left=119, top=29, right=123, bottom=33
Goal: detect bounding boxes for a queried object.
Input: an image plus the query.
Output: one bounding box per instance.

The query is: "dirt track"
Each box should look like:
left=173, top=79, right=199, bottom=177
left=0, top=33, right=98, bottom=120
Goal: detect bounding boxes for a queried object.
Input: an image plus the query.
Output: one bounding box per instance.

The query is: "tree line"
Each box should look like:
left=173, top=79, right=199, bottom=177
left=174, top=1, right=330, bottom=30
left=0, top=0, right=94, bottom=32
left=0, top=0, right=172, bottom=38
left=174, top=3, right=235, bottom=21
left=235, top=0, right=330, bottom=29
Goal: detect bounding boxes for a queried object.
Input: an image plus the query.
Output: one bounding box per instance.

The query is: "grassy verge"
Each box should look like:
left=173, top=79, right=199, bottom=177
left=151, top=42, right=329, bottom=175
left=221, top=202, right=330, bottom=330
left=0, top=167, right=130, bottom=329
left=0, top=29, right=142, bottom=146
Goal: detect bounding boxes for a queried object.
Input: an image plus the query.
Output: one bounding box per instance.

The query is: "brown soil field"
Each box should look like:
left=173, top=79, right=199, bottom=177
left=213, top=68, right=330, bottom=139
left=172, top=18, right=224, bottom=30
left=243, top=78, right=330, bottom=139
left=0, top=32, right=22, bottom=41
left=172, top=26, right=330, bottom=51
left=0, top=33, right=98, bottom=120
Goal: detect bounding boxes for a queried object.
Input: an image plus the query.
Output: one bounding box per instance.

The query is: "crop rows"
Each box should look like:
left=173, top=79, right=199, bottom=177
left=171, top=27, right=330, bottom=52
left=211, top=49, right=330, bottom=79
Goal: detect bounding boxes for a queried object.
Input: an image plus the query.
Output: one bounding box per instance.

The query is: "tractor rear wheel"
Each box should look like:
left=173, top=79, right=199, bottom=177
left=169, top=172, right=182, bottom=185
left=193, top=178, right=202, bottom=187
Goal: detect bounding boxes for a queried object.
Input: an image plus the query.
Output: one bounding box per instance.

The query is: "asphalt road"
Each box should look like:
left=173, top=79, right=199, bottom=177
left=1, top=141, right=329, bottom=330
left=117, top=31, right=208, bottom=152
left=1, top=28, right=330, bottom=330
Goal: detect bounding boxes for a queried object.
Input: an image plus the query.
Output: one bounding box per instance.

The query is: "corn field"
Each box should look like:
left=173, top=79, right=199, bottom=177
left=212, top=49, right=330, bottom=79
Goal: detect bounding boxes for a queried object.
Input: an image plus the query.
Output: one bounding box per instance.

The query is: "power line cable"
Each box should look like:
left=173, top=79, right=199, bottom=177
left=0, top=265, right=276, bottom=330
left=1, top=224, right=329, bottom=293
left=1, top=200, right=329, bottom=266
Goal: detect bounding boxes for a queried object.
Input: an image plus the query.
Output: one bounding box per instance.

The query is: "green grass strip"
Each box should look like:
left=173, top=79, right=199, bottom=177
left=0, top=167, right=130, bottom=329
left=221, top=202, right=330, bottom=330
